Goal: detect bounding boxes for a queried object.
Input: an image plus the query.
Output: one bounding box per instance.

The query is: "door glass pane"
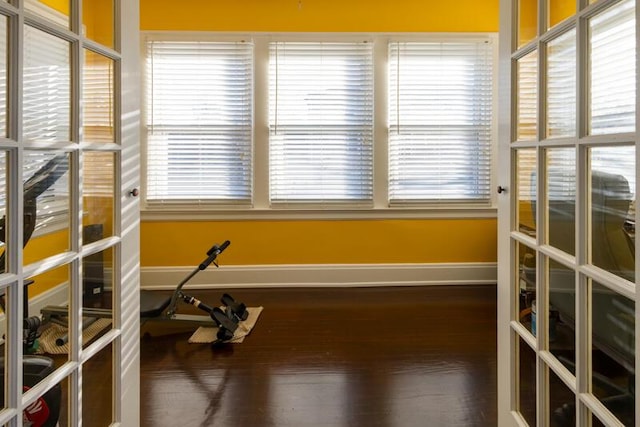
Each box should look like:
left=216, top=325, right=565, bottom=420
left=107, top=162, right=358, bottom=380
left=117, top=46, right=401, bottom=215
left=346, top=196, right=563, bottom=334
left=0, top=283, right=8, bottom=409
left=518, top=0, right=537, bottom=47
left=83, top=50, right=115, bottom=143
left=589, top=0, right=636, bottom=135
left=517, top=149, right=537, bottom=236
left=23, top=264, right=71, bottom=384
left=546, top=30, right=576, bottom=138
left=549, top=0, right=576, bottom=29
left=0, top=151, right=6, bottom=273
left=83, top=151, right=115, bottom=239
left=589, top=146, right=635, bottom=282
left=23, top=26, right=71, bottom=143
left=518, top=242, right=536, bottom=333
left=590, top=281, right=635, bottom=426
left=24, top=0, right=70, bottom=28
left=518, top=336, right=537, bottom=426
left=548, top=259, right=575, bottom=373
left=82, top=246, right=113, bottom=350
left=82, top=0, right=114, bottom=49
left=22, top=151, right=70, bottom=266
left=0, top=15, right=7, bottom=138
left=549, top=366, right=575, bottom=426
left=34, top=374, right=66, bottom=427
left=83, top=342, right=113, bottom=426
left=547, top=147, right=575, bottom=254
left=591, top=413, right=606, bottom=426
left=517, top=50, right=538, bottom=141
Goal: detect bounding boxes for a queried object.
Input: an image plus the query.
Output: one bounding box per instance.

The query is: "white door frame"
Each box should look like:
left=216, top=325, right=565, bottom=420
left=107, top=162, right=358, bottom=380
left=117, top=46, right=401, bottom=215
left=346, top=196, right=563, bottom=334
left=498, top=0, right=639, bottom=426
left=0, top=0, right=140, bottom=425
left=117, top=1, right=141, bottom=425
left=497, top=0, right=516, bottom=425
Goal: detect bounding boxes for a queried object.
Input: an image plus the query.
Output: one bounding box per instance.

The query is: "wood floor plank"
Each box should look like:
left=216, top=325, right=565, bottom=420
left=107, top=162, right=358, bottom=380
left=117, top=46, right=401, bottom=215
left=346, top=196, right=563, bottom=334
left=139, top=285, right=497, bottom=427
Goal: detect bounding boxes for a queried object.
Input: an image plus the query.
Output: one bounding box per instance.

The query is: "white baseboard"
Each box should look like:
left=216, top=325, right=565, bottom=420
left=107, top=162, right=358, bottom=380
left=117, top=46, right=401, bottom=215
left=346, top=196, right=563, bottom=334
left=26, top=284, right=69, bottom=317
left=141, top=262, right=497, bottom=290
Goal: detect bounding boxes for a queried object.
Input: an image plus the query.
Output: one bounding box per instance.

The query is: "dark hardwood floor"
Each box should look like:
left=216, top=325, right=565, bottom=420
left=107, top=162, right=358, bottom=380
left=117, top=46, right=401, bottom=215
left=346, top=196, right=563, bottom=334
left=140, top=285, right=497, bottom=427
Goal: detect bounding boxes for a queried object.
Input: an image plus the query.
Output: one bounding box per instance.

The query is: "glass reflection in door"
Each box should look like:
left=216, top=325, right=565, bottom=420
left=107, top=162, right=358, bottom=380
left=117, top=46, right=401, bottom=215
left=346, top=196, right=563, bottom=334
left=23, top=26, right=70, bottom=143
left=590, top=280, right=635, bottom=425
left=589, top=146, right=635, bottom=282
left=22, top=151, right=70, bottom=266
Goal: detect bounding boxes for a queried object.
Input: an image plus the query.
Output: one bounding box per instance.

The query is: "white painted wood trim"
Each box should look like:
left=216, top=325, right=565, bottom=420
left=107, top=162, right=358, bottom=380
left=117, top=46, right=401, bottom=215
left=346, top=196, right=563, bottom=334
left=140, top=262, right=497, bottom=289
left=118, top=0, right=142, bottom=425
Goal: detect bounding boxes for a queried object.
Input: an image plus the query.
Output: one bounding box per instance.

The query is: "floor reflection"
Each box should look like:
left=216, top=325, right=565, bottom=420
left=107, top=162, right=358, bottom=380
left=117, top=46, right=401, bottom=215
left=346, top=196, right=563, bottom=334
left=140, top=286, right=498, bottom=427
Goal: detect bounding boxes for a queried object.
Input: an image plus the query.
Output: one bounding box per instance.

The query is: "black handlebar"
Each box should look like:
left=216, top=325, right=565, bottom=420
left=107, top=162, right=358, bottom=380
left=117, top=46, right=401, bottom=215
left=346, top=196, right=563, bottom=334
left=199, top=240, right=231, bottom=270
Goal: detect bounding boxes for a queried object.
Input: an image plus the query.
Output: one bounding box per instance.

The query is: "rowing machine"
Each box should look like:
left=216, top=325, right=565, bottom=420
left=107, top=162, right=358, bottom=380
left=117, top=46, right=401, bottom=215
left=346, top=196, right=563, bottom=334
left=41, top=240, right=249, bottom=343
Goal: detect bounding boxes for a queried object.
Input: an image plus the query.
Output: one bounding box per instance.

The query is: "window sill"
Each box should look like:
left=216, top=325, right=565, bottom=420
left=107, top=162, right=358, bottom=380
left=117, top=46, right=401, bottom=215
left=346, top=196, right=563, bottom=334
left=141, top=205, right=498, bottom=221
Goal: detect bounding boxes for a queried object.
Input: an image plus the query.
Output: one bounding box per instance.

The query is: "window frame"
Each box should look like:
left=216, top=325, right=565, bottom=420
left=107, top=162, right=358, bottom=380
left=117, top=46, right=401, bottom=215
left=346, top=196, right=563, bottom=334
left=140, top=32, right=499, bottom=220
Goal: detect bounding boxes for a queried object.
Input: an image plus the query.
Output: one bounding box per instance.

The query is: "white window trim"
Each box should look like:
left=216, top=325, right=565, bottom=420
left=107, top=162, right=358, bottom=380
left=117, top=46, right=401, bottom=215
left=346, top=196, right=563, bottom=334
left=140, top=32, right=499, bottom=221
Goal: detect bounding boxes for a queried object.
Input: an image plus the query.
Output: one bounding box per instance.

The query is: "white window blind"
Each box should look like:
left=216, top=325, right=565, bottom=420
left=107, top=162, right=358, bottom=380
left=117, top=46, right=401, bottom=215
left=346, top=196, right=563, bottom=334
left=83, top=49, right=115, bottom=143
left=388, top=41, right=493, bottom=203
left=84, top=151, right=115, bottom=197
left=547, top=29, right=576, bottom=138
left=0, top=16, right=6, bottom=137
left=145, top=40, right=253, bottom=204
left=269, top=42, right=374, bottom=205
left=23, top=25, right=70, bottom=142
left=14, top=25, right=71, bottom=236
left=589, top=0, right=636, bottom=135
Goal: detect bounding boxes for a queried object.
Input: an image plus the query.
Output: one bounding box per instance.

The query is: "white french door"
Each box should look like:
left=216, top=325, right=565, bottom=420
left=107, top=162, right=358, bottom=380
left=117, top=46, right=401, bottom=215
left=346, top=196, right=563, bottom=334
left=498, top=0, right=638, bottom=426
left=0, top=0, right=139, bottom=426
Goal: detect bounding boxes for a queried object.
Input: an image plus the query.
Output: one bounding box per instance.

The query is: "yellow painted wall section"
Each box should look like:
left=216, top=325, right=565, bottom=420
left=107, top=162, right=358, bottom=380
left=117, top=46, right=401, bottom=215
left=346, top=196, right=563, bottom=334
left=142, top=219, right=497, bottom=266
left=139, top=0, right=499, bottom=268
left=24, top=229, right=69, bottom=295
left=22, top=192, right=110, bottom=298
left=27, top=264, right=69, bottom=301
left=549, top=0, right=575, bottom=28
left=518, top=0, right=538, bottom=46
left=84, top=196, right=113, bottom=238
left=83, top=0, right=114, bottom=47
left=40, top=0, right=69, bottom=16
left=140, top=0, right=499, bottom=32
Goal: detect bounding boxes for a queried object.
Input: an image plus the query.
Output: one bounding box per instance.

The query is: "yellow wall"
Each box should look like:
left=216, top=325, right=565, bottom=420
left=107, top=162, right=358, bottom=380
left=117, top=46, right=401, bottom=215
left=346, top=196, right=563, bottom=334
left=20, top=194, right=111, bottom=298
left=550, top=0, right=575, bottom=28
left=141, top=0, right=499, bottom=33
left=142, top=219, right=497, bottom=266
left=23, top=229, right=69, bottom=295
left=518, top=0, right=537, bottom=46
left=83, top=0, right=114, bottom=48
left=139, top=0, right=500, bottom=268
left=40, top=0, right=69, bottom=16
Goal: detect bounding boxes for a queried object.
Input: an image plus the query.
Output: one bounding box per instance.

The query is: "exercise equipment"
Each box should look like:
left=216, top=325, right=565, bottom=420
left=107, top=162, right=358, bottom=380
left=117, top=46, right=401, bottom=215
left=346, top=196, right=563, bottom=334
left=0, top=284, right=62, bottom=427
left=42, top=240, right=251, bottom=344
left=138, top=239, right=251, bottom=343
left=0, top=356, right=62, bottom=427
left=0, top=154, right=67, bottom=424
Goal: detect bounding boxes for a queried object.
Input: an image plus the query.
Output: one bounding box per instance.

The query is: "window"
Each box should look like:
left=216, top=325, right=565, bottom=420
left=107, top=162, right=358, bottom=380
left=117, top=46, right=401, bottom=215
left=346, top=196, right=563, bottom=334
left=269, top=42, right=373, bottom=205
left=388, top=41, right=494, bottom=203
left=142, top=34, right=497, bottom=214
left=144, top=40, right=253, bottom=205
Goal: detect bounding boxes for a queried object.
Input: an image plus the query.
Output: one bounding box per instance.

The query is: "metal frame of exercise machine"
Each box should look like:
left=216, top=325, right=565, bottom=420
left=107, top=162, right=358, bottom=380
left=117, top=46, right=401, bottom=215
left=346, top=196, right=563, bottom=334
left=41, top=240, right=249, bottom=343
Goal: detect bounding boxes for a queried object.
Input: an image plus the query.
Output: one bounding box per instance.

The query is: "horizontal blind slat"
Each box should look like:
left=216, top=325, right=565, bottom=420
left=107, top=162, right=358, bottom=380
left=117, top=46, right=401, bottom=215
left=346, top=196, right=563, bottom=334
left=388, top=40, right=493, bottom=202
left=269, top=42, right=374, bottom=203
left=145, top=41, right=253, bottom=203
